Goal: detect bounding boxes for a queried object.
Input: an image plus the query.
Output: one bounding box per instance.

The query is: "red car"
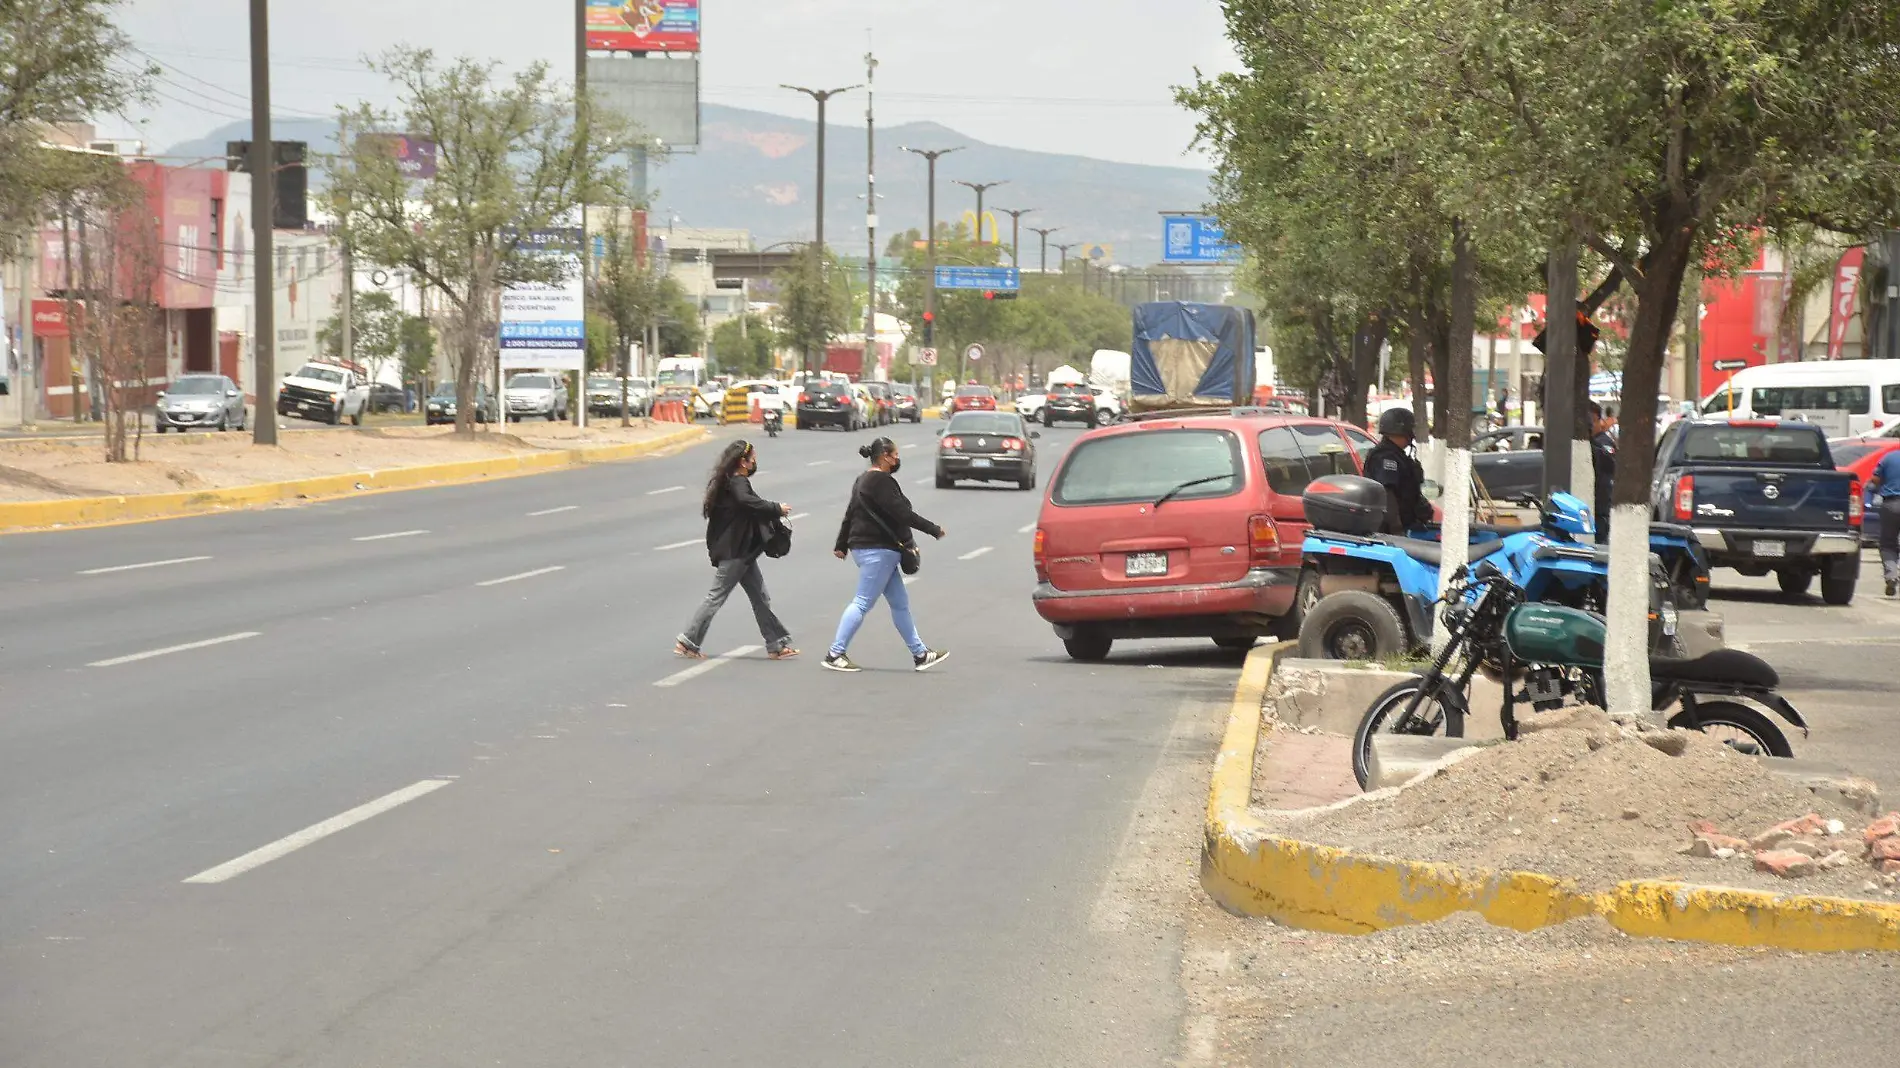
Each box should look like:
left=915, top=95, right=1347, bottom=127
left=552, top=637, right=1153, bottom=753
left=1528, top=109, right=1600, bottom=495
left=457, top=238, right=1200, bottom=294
left=1833, top=437, right=1900, bottom=545
left=946, top=385, right=997, bottom=416
left=1032, top=411, right=1376, bottom=661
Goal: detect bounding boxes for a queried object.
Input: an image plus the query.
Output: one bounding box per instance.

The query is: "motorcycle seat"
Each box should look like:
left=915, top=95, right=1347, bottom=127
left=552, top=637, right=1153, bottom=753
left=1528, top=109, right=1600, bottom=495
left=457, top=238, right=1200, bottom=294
left=1649, top=648, right=1779, bottom=690
left=1370, top=536, right=1507, bottom=569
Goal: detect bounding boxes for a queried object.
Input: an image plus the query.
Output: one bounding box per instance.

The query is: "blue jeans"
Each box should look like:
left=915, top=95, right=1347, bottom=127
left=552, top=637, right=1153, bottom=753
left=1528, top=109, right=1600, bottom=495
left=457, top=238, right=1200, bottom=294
left=830, top=548, right=926, bottom=658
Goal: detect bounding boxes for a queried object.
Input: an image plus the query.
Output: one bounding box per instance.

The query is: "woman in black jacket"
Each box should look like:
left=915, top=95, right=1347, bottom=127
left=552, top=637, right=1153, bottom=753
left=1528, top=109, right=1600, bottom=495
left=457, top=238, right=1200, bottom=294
left=823, top=437, right=949, bottom=673
left=675, top=440, right=797, bottom=660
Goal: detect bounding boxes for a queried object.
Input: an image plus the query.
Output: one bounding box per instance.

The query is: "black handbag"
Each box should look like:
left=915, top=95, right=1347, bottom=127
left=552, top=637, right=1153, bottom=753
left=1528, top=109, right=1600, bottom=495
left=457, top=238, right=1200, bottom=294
left=762, top=515, right=793, bottom=559
left=857, top=493, right=922, bottom=575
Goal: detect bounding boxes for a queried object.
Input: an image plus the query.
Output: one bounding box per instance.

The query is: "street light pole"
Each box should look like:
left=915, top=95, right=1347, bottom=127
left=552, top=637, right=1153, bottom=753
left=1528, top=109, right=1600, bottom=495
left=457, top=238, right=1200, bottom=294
left=575, top=0, right=588, bottom=427
left=783, top=83, right=861, bottom=379
left=1029, top=226, right=1060, bottom=274
left=997, top=207, right=1035, bottom=269
left=1053, top=242, right=1077, bottom=277
left=249, top=0, right=276, bottom=446
left=953, top=179, right=1007, bottom=244
left=903, top=146, right=962, bottom=360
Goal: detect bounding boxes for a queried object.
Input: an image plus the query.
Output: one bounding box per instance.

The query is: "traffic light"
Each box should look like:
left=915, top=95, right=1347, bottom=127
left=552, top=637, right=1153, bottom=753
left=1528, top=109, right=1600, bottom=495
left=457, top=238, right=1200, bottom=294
left=982, top=290, right=1019, bottom=301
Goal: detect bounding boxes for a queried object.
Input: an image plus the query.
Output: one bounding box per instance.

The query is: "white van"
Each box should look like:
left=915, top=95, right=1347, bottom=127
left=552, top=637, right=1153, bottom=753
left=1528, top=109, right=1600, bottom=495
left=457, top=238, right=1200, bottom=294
left=1699, top=359, right=1900, bottom=437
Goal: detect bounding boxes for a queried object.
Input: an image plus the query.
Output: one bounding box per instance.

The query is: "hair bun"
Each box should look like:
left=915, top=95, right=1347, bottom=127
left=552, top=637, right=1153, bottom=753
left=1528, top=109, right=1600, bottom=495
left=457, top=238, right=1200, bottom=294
left=858, top=444, right=876, bottom=459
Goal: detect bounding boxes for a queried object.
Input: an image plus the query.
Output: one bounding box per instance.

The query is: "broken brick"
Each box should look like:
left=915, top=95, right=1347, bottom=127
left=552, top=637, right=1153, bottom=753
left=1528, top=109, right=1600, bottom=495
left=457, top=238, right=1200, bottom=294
left=1872, top=837, right=1900, bottom=863
left=1865, top=812, right=1900, bottom=845
left=1879, top=859, right=1900, bottom=876
left=1749, top=828, right=1795, bottom=852
left=1753, top=850, right=1817, bottom=878
left=1770, top=813, right=1828, bottom=837
left=1687, top=819, right=1722, bottom=837
left=1783, top=838, right=1829, bottom=858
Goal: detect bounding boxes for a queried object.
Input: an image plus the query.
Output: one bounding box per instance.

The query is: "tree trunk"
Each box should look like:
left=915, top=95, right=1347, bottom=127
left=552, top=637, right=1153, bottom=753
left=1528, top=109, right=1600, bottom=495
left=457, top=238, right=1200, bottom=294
left=1603, top=218, right=1697, bottom=719
left=1541, top=242, right=1579, bottom=496
left=1407, top=322, right=1430, bottom=425
left=1342, top=310, right=1388, bottom=429
left=1433, top=219, right=1479, bottom=651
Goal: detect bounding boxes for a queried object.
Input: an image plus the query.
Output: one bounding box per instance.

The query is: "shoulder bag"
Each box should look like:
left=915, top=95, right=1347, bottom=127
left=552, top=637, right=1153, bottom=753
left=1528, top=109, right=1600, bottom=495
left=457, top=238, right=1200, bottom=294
left=855, top=483, right=922, bottom=576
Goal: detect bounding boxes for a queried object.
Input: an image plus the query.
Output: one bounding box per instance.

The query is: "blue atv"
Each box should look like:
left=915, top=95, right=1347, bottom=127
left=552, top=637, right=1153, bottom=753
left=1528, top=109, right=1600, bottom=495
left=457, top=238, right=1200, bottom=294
left=1295, top=475, right=1680, bottom=660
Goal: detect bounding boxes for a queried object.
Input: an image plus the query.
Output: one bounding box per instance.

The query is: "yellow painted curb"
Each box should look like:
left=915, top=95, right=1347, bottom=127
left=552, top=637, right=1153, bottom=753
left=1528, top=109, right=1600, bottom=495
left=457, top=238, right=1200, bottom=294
left=1200, top=643, right=1900, bottom=952
left=0, top=426, right=709, bottom=535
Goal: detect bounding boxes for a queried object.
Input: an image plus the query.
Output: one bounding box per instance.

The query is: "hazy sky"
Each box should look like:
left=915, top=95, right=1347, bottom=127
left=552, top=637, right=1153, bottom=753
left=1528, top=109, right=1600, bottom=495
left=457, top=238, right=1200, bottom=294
left=114, top=1, right=1240, bottom=167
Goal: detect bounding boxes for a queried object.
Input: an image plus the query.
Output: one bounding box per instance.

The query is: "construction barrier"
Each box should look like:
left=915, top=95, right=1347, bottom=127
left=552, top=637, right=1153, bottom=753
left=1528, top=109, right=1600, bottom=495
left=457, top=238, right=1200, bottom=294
left=749, top=396, right=764, bottom=424
left=654, top=399, right=690, bottom=424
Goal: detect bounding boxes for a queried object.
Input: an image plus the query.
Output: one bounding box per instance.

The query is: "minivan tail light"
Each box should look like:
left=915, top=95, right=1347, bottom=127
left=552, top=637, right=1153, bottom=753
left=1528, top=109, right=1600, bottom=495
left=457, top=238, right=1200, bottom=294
left=1247, top=514, right=1280, bottom=562
left=1033, top=528, right=1048, bottom=582
left=1850, top=479, right=1864, bottom=526
left=1674, top=475, right=1695, bottom=521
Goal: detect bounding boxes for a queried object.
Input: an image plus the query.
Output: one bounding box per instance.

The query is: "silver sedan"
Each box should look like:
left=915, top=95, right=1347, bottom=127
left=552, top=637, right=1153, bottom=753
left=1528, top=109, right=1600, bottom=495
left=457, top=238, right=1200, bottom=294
left=155, top=374, right=247, bottom=432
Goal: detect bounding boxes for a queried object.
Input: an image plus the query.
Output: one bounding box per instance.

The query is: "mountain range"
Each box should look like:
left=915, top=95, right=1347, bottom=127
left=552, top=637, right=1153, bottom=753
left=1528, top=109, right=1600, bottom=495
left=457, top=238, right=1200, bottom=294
left=163, top=103, right=1216, bottom=266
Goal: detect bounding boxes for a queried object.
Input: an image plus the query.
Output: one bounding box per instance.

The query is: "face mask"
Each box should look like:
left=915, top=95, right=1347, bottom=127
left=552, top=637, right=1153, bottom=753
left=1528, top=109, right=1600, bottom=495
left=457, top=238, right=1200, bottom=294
left=888, top=456, right=902, bottom=474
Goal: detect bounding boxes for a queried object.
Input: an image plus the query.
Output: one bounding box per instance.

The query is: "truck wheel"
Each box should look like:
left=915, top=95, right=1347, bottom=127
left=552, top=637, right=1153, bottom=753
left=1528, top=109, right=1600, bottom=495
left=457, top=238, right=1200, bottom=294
left=350, top=407, right=364, bottom=427
left=1821, top=564, right=1857, bottom=606
left=1775, top=569, right=1812, bottom=598
left=329, top=404, right=342, bottom=426
left=1062, top=630, right=1113, bottom=662
left=1298, top=591, right=1407, bottom=662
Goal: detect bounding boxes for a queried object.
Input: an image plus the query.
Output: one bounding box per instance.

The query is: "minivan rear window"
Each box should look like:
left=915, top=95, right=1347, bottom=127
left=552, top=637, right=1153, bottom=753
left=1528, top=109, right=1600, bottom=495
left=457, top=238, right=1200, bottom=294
left=1751, top=385, right=1870, bottom=416
left=1053, top=429, right=1241, bottom=506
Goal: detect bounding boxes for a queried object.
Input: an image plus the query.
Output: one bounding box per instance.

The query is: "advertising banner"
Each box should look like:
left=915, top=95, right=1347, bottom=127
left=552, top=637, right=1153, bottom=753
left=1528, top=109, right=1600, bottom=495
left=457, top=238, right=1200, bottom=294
left=1826, top=247, right=1865, bottom=360
left=586, top=0, right=701, bottom=53
left=501, top=212, right=586, bottom=372
left=1161, top=216, right=1241, bottom=264
left=358, top=134, right=438, bottom=179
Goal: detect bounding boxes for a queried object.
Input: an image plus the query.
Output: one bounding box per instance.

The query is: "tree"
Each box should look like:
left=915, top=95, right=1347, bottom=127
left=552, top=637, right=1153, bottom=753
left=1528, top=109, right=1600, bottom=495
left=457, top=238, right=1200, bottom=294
left=711, top=313, right=779, bottom=377
left=317, top=289, right=402, bottom=381
left=322, top=48, right=628, bottom=433
left=773, top=243, right=847, bottom=376
left=398, top=314, right=435, bottom=386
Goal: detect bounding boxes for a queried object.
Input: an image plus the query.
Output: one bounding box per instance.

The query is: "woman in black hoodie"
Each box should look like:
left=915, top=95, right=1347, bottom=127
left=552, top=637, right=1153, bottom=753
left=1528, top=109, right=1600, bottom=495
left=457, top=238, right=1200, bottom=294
left=824, top=437, right=949, bottom=672
left=675, top=440, right=797, bottom=660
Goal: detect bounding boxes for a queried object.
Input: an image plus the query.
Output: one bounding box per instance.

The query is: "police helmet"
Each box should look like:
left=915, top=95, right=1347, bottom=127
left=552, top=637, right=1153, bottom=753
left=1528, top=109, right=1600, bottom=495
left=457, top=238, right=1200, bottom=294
left=1377, top=407, right=1417, bottom=439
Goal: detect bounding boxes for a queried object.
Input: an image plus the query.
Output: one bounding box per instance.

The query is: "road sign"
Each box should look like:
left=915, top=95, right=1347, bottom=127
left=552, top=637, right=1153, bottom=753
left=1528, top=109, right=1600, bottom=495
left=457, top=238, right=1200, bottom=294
left=934, top=266, right=1020, bottom=291
left=965, top=343, right=985, bottom=363
left=1161, top=215, right=1241, bottom=264
left=1712, top=358, right=1749, bottom=372
left=918, top=347, right=938, bottom=366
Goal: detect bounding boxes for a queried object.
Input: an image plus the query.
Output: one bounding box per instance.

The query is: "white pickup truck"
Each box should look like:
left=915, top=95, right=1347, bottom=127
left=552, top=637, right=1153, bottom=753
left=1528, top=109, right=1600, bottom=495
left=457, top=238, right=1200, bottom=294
left=276, top=362, right=371, bottom=426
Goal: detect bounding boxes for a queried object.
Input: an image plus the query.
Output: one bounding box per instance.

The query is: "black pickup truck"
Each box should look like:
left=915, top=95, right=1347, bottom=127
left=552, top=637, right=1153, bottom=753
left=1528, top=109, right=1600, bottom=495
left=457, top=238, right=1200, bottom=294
left=1649, top=418, right=1862, bottom=604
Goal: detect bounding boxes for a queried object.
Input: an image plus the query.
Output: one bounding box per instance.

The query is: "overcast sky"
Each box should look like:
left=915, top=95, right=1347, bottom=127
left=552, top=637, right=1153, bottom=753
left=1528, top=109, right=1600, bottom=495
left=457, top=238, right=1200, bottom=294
left=114, top=0, right=1240, bottom=167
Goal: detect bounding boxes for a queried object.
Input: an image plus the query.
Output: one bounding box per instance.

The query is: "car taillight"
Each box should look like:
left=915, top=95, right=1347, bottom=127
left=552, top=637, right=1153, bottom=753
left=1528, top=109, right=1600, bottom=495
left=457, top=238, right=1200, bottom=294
left=1002, top=437, right=1023, bottom=451
left=1247, top=514, right=1280, bottom=562
left=942, top=436, right=962, bottom=450
left=1674, top=475, right=1695, bottom=521
left=1850, top=479, right=1864, bottom=525
left=1033, top=528, right=1048, bottom=582
left=799, top=392, right=810, bottom=404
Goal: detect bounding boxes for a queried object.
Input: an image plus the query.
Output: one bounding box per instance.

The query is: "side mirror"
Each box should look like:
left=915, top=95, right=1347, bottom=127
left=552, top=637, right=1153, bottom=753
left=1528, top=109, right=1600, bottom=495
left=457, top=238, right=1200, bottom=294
left=155, top=391, right=166, bottom=399
left=227, top=389, right=240, bottom=398
left=1421, top=480, right=1443, bottom=501
left=935, top=427, right=946, bottom=436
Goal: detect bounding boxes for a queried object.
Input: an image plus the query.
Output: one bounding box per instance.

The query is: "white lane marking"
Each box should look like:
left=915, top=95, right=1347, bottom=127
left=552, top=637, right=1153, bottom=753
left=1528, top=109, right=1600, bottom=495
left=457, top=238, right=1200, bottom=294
left=788, top=512, right=811, bottom=521
left=915, top=476, right=935, bottom=486
left=89, top=631, right=260, bottom=668
left=808, top=459, right=833, bottom=466
left=475, top=565, right=566, bottom=587
left=903, top=574, right=918, bottom=586
left=182, top=778, right=454, bottom=884
left=653, top=645, right=763, bottom=688
left=647, top=485, right=685, bottom=496
left=656, top=539, right=701, bottom=551
left=352, top=529, right=429, bottom=542
left=77, top=555, right=211, bottom=575
left=959, top=546, right=994, bottom=561
left=527, top=505, right=580, bottom=517
left=1018, top=522, right=1037, bottom=534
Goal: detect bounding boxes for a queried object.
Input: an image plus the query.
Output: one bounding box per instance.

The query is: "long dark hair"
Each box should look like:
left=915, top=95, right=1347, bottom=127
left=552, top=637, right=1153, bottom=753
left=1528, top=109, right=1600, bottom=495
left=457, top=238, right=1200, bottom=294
left=702, top=440, right=754, bottom=518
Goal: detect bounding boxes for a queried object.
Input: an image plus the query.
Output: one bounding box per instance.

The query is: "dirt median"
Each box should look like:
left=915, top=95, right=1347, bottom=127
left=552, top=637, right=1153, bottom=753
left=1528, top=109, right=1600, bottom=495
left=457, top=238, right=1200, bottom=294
left=0, top=422, right=693, bottom=503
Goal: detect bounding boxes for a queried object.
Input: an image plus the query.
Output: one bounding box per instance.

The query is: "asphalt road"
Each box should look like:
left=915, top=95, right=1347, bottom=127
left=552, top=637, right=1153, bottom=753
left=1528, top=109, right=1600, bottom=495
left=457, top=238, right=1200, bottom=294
left=0, top=416, right=1244, bottom=1067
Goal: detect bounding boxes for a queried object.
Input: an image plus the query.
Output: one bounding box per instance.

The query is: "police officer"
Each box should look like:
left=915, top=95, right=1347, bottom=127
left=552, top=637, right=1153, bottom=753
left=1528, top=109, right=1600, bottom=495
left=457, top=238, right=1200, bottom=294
left=1588, top=400, right=1617, bottom=543
left=1367, top=407, right=1429, bottom=534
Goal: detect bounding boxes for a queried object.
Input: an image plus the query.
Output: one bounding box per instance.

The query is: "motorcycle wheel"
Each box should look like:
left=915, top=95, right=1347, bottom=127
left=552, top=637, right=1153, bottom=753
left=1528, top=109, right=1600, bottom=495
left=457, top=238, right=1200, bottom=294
left=1353, top=676, right=1470, bottom=790
left=1668, top=700, right=1793, bottom=758
left=1298, top=590, right=1408, bottom=662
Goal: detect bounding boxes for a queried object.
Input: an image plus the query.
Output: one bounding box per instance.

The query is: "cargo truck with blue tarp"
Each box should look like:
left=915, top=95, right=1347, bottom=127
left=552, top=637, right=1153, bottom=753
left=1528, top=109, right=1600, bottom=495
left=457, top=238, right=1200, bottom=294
left=1129, top=302, right=1257, bottom=413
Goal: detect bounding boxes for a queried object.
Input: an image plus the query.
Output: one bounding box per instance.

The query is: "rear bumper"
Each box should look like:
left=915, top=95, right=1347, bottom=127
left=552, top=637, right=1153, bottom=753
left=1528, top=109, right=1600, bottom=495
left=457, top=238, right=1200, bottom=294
left=939, top=455, right=1027, bottom=479
left=1032, top=566, right=1300, bottom=632
left=1691, top=527, right=1860, bottom=560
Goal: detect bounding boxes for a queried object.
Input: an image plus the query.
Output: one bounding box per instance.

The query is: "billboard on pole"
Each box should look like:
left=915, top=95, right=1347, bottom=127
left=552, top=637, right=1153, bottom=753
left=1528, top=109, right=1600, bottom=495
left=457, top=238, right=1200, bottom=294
left=1161, top=215, right=1240, bottom=264
left=587, top=0, right=701, bottom=53
left=501, top=211, right=586, bottom=371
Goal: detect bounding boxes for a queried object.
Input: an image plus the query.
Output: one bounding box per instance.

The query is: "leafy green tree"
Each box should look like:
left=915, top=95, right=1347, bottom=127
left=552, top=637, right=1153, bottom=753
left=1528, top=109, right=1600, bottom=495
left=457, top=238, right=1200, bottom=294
left=773, top=243, right=846, bottom=376
left=317, top=289, right=402, bottom=380
left=711, top=313, right=779, bottom=377
left=322, top=48, right=629, bottom=432
left=398, top=314, right=435, bottom=386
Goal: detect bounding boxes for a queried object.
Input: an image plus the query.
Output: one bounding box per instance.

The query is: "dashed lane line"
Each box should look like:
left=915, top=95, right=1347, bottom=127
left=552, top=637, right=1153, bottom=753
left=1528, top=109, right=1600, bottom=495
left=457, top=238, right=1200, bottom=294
left=182, top=778, right=454, bottom=884
left=959, top=546, right=994, bottom=561
left=646, top=485, right=686, bottom=496
left=352, top=530, right=429, bottom=542
left=475, top=566, right=565, bottom=587
left=89, top=631, right=261, bottom=668
left=77, top=555, right=212, bottom=575
left=653, top=645, right=764, bottom=688
left=526, top=505, right=580, bottom=516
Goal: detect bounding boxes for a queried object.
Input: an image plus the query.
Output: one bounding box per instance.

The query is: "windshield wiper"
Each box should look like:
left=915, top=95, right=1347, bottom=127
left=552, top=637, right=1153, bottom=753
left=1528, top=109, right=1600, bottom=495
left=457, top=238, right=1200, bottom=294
left=1152, top=474, right=1233, bottom=510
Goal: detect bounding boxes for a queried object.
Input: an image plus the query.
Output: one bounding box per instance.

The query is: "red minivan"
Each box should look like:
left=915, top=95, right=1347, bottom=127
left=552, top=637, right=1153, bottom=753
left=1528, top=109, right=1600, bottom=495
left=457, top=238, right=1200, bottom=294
left=1032, top=412, right=1377, bottom=661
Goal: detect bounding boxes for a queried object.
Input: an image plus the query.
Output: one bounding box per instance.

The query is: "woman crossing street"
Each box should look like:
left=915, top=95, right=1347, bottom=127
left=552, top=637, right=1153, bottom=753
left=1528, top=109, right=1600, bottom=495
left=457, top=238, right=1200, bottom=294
left=824, top=437, right=950, bottom=673
left=675, top=440, right=799, bottom=660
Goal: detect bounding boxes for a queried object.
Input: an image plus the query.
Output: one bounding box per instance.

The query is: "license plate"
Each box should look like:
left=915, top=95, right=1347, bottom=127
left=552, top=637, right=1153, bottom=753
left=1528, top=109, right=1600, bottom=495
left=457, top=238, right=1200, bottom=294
left=971, top=458, right=991, bottom=468
left=298, top=401, right=312, bottom=410
left=1753, top=540, right=1785, bottom=558
left=1125, top=552, right=1168, bottom=577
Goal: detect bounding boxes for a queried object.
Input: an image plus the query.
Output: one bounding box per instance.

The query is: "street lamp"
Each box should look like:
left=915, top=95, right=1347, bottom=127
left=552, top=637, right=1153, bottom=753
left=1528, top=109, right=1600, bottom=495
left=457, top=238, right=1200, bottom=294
left=1053, top=242, right=1077, bottom=276
left=1028, top=225, right=1060, bottom=275
left=903, top=145, right=962, bottom=354
left=780, top=83, right=861, bottom=252
left=953, top=179, right=1007, bottom=244
left=996, top=207, right=1036, bottom=270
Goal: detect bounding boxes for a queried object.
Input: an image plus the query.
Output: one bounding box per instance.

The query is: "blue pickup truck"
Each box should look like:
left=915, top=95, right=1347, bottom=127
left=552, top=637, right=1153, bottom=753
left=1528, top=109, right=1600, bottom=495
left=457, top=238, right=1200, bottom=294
left=1650, top=418, right=1863, bottom=603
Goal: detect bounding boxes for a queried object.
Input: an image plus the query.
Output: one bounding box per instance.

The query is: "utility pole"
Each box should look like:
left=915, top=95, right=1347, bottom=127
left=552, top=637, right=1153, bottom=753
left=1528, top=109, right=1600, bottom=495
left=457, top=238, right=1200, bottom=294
left=574, top=0, right=588, bottom=426
left=249, top=0, right=277, bottom=446
left=997, top=207, right=1035, bottom=268
left=783, top=83, right=861, bottom=379
left=953, top=179, right=1007, bottom=244
left=1028, top=225, right=1060, bottom=275
left=863, top=47, right=878, bottom=383
left=903, top=146, right=962, bottom=357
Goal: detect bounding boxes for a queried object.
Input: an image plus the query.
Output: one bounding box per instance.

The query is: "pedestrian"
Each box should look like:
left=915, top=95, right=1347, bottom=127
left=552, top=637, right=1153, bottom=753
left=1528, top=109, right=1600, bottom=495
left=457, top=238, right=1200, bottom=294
left=674, top=440, right=799, bottom=661
left=1366, top=407, right=1428, bottom=534
left=1589, top=400, right=1618, bottom=543
left=1865, top=446, right=1900, bottom=596
left=823, top=437, right=950, bottom=673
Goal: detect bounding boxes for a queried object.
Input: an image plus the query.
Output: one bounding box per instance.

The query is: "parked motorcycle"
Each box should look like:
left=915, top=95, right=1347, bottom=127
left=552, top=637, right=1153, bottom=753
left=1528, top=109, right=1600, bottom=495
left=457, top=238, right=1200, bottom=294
left=1348, top=566, right=1804, bottom=789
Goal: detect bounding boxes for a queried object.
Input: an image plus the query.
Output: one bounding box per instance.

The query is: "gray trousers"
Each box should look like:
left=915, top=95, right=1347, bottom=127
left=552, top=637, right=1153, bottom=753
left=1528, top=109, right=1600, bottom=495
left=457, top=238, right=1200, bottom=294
left=679, top=556, right=791, bottom=653
left=1880, top=496, right=1900, bottom=582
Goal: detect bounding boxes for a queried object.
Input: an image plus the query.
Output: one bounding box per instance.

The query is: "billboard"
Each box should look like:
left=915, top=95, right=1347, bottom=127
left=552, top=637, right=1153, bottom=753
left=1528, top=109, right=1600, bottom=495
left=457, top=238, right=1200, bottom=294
left=357, top=134, right=438, bottom=179
left=587, top=0, right=701, bottom=53
left=587, top=54, right=700, bottom=150
left=500, top=211, right=587, bottom=372
left=1161, top=215, right=1241, bottom=264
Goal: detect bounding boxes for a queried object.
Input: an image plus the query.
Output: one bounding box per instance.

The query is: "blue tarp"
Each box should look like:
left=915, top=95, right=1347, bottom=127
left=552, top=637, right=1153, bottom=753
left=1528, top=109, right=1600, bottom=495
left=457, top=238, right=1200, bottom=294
left=1130, top=302, right=1256, bottom=409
